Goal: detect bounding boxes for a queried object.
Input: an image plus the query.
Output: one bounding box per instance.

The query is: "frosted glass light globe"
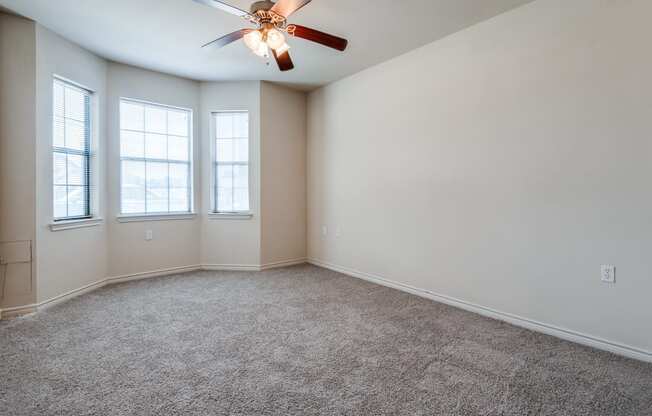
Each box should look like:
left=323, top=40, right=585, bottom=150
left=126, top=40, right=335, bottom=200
left=253, top=42, right=269, bottom=57
left=244, top=30, right=263, bottom=51
left=266, top=28, right=285, bottom=50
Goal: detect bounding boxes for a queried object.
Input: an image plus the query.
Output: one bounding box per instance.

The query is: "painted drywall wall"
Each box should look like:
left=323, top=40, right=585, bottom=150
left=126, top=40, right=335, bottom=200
left=260, top=82, right=307, bottom=266
left=0, top=13, right=37, bottom=309
left=307, top=0, right=652, bottom=354
left=34, top=25, right=109, bottom=303
left=106, top=63, right=201, bottom=277
left=199, top=81, right=262, bottom=267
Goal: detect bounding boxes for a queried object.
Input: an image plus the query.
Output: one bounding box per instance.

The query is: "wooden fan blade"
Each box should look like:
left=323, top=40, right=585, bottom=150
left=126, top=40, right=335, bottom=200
left=202, top=29, right=251, bottom=49
left=287, top=25, right=348, bottom=51
left=192, top=0, right=251, bottom=18
left=272, top=49, right=295, bottom=71
left=270, top=0, right=312, bottom=18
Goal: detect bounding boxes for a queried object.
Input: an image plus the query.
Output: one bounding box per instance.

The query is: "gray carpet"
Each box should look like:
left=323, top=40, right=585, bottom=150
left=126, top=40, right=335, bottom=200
left=1, top=265, right=651, bottom=415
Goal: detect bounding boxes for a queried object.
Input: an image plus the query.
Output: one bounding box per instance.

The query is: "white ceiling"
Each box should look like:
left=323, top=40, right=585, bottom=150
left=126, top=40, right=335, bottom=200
left=0, top=0, right=533, bottom=90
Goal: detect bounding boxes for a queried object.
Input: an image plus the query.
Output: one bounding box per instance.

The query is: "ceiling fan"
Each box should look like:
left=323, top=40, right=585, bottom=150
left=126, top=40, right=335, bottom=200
left=193, top=0, right=348, bottom=71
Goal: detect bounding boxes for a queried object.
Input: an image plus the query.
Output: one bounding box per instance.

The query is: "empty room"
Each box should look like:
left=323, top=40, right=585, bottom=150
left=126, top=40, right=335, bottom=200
left=1, top=0, right=651, bottom=414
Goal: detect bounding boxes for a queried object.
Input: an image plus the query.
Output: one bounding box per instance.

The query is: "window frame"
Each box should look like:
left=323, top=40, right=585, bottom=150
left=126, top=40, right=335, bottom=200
left=52, top=77, right=93, bottom=223
left=210, top=110, right=252, bottom=216
left=118, top=98, right=194, bottom=218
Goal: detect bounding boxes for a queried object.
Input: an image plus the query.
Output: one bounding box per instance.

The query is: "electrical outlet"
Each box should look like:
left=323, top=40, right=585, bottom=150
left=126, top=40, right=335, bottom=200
left=321, top=226, right=328, bottom=237
left=335, top=227, right=341, bottom=238
left=601, top=265, right=616, bottom=284
left=145, top=230, right=153, bottom=241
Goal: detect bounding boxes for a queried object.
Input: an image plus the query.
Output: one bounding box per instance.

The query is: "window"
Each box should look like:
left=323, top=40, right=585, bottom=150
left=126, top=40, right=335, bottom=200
left=53, top=78, right=92, bottom=221
left=120, top=99, right=192, bottom=215
left=213, top=112, right=250, bottom=213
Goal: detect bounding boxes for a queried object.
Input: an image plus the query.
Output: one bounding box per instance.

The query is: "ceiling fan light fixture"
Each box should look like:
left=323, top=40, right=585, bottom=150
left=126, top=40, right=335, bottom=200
left=265, top=28, right=285, bottom=50
left=243, top=30, right=263, bottom=51
left=195, top=0, right=349, bottom=72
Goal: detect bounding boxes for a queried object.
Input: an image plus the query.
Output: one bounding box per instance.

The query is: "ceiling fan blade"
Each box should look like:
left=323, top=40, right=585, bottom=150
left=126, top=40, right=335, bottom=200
left=287, top=25, right=348, bottom=51
left=192, top=0, right=251, bottom=18
left=202, top=29, right=251, bottom=49
left=272, top=49, right=295, bottom=71
left=270, top=0, right=312, bottom=18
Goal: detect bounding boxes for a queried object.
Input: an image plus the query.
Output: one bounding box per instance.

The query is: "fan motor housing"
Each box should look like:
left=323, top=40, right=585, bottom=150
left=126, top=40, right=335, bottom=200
left=250, top=0, right=275, bottom=13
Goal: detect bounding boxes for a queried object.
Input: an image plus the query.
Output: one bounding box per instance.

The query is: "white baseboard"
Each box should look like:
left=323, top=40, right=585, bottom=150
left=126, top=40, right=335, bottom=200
left=202, top=258, right=307, bottom=271
left=4, top=257, right=649, bottom=363
left=106, top=265, right=202, bottom=284
left=0, top=303, right=37, bottom=319
left=260, top=258, right=307, bottom=270
left=0, top=265, right=201, bottom=319
left=308, top=258, right=652, bottom=364
left=0, top=279, right=107, bottom=319
left=0, top=260, right=310, bottom=319
left=38, top=278, right=107, bottom=311
left=202, top=263, right=261, bottom=271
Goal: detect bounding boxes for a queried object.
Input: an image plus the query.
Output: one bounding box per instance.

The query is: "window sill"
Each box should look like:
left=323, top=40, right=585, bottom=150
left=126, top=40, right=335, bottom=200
left=116, top=213, right=197, bottom=223
left=49, top=218, right=104, bottom=232
left=208, top=212, right=253, bottom=220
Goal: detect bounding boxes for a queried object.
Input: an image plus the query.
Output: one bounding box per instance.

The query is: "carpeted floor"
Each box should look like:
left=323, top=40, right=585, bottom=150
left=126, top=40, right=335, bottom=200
left=1, top=265, right=651, bottom=415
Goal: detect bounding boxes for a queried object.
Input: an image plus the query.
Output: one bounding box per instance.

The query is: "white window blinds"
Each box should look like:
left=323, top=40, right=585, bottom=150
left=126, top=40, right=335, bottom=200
left=120, top=99, right=193, bottom=214
left=53, top=78, right=92, bottom=221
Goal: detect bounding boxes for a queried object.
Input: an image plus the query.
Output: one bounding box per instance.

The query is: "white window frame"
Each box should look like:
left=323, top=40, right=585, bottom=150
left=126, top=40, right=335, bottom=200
left=51, top=76, right=98, bottom=228
left=210, top=110, right=252, bottom=218
left=118, top=98, right=194, bottom=220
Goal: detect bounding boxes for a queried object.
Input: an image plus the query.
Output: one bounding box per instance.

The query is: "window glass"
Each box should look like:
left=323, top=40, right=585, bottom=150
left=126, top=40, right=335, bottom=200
left=120, top=100, right=192, bottom=214
left=214, top=112, right=249, bottom=213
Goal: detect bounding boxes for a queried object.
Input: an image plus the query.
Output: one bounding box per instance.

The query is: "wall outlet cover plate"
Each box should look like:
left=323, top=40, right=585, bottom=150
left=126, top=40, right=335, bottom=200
left=601, top=265, right=616, bottom=284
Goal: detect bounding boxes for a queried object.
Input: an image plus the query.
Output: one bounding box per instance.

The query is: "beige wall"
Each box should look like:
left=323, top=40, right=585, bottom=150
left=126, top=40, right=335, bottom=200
left=34, top=25, right=109, bottom=302
left=260, top=82, right=307, bottom=266
left=0, top=13, right=37, bottom=308
left=106, top=63, right=201, bottom=277
left=199, top=81, right=262, bottom=267
left=307, top=0, right=652, bottom=354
